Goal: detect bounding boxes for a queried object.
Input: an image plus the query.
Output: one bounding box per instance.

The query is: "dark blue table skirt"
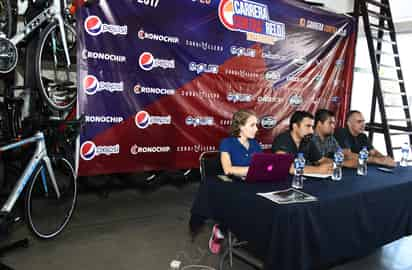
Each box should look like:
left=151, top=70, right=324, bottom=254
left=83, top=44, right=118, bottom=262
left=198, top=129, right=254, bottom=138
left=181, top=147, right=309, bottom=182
left=190, top=166, right=412, bottom=270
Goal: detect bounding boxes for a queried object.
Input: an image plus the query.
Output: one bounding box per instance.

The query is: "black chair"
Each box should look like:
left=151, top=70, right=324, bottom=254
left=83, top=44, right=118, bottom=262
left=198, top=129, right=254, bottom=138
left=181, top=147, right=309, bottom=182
left=199, top=151, right=223, bottom=181
left=198, top=151, right=263, bottom=269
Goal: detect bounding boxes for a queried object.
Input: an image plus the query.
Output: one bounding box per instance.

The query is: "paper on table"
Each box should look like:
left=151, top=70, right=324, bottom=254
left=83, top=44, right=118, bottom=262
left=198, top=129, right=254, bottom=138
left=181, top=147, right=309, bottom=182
left=303, top=173, right=331, bottom=179
left=257, top=188, right=317, bottom=204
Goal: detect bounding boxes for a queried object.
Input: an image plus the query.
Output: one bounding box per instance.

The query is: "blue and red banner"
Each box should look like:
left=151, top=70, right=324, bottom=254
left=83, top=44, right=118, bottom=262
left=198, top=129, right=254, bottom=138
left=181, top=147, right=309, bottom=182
left=77, top=0, right=356, bottom=176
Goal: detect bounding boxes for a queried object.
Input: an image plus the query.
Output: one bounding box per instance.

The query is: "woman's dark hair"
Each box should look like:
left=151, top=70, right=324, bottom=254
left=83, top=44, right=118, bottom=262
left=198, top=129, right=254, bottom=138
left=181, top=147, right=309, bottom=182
left=230, top=109, right=257, bottom=137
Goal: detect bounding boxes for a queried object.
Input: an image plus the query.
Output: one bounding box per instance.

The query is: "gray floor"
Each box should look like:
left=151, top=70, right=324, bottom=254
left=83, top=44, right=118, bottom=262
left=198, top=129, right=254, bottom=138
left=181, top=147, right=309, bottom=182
left=1, top=181, right=412, bottom=270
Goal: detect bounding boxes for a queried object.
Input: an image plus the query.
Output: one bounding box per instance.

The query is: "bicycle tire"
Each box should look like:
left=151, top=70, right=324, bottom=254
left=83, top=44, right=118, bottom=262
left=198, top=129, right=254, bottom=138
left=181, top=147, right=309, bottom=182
left=0, top=0, right=12, bottom=38
left=35, top=21, right=77, bottom=111
left=25, top=157, right=77, bottom=239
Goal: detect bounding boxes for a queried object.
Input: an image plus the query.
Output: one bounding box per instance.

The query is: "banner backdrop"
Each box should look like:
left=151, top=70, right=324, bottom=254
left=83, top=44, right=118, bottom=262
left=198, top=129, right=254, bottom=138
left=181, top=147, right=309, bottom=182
left=77, top=0, right=356, bottom=176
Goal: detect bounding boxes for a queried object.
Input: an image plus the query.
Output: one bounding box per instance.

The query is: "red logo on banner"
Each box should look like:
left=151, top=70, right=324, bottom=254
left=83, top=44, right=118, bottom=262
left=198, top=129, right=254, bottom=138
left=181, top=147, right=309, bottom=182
left=218, top=0, right=235, bottom=30
left=84, top=16, right=102, bottom=36
left=135, top=111, right=151, bottom=129
left=80, top=141, right=97, bottom=161
left=139, top=52, right=154, bottom=71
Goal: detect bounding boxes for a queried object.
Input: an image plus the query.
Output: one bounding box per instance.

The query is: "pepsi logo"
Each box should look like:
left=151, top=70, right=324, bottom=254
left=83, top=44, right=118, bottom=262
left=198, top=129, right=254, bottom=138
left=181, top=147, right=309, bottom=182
left=84, top=16, right=102, bottom=36
left=139, top=52, right=154, bottom=71
left=135, top=111, right=150, bottom=129
left=80, top=141, right=96, bottom=161
left=218, top=0, right=235, bottom=31
left=83, top=75, right=99, bottom=95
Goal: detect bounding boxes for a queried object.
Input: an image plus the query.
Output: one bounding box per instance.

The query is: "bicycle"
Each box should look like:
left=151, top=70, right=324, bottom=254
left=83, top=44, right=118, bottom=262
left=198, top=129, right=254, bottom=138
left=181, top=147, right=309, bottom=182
left=0, top=0, right=77, bottom=111
left=0, top=123, right=78, bottom=239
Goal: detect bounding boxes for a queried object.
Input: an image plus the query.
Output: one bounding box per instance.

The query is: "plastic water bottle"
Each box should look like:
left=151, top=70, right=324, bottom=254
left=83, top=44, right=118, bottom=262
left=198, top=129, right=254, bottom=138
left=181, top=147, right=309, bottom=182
left=332, top=147, right=344, bottom=181
left=292, top=153, right=305, bottom=189
left=357, top=147, right=369, bottom=176
left=400, top=142, right=409, bottom=167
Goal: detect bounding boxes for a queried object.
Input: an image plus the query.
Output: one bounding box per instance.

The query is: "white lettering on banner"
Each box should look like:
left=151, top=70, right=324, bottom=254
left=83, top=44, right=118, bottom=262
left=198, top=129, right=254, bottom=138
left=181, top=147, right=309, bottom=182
left=189, top=62, right=219, bottom=74
left=138, top=30, right=179, bottom=44
left=96, top=145, right=120, bottom=155
left=233, top=0, right=269, bottom=20
left=82, top=50, right=126, bottom=63
left=130, top=145, right=171, bottom=155
left=101, top=24, right=128, bottom=35
left=85, top=116, right=124, bottom=124
left=257, top=96, right=282, bottom=103
left=176, top=145, right=216, bottom=152
left=134, top=85, right=175, bottom=95
left=137, top=0, right=160, bottom=8
left=185, top=40, right=224, bottom=52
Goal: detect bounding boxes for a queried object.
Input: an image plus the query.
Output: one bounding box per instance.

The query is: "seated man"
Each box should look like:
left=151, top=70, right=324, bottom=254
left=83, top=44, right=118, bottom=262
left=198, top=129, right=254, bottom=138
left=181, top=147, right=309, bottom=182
left=335, top=110, right=396, bottom=167
left=312, top=109, right=357, bottom=168
left=272, top=110, right=332, bottom=175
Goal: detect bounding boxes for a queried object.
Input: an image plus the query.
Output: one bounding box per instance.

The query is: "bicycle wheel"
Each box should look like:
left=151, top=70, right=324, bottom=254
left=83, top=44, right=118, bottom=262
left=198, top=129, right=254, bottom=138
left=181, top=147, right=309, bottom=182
left=25, top=157, right=77, bottom=239
left=0, top=0, right=12, bottom=38
left=35, top=21, right=77, bottom=111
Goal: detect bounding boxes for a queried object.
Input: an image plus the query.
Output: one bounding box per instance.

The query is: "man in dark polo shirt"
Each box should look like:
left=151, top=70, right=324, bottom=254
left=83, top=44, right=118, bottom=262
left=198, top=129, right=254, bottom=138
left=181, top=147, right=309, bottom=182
left=272, top=111, right=333, bottom=174
left=312, top=109, right=357, bottom=168
left=335, top=110, right=396, bottom=167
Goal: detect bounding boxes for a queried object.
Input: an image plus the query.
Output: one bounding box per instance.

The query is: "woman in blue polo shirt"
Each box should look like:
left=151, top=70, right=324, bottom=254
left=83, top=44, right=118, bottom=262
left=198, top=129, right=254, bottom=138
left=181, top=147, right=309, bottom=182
left=220, top=109, right=262, bottom=177
left=209, top=109, right=262, bottom=254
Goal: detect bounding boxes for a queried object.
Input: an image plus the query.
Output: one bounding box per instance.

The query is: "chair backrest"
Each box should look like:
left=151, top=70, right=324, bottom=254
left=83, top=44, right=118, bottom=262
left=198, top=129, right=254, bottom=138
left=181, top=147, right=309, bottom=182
left=199, top=151, right=223, bottom=181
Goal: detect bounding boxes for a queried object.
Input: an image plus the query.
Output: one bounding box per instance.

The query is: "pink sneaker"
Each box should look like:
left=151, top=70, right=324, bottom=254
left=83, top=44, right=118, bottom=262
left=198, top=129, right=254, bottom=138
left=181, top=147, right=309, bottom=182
left=209, top=224, right=224, bottom=254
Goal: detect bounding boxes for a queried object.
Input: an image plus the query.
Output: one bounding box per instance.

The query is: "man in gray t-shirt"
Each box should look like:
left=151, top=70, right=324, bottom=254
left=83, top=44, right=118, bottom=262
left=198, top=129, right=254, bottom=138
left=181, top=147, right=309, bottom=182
left=312, top=109, right=358, bottom=168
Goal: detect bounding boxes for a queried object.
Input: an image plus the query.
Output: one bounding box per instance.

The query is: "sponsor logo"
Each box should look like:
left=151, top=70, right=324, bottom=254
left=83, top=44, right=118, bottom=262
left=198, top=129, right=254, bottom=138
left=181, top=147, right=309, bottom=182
left=185, top=40, right=224, bottom=52
left=293, top=57, right=307, bottom=66
left=336, top=59, right=344, bottom=68
left=130, top=145, right=170, bottom=155
left=185, top=116, right=214, bottom=127
left=138, top=52, right=175, bottom=71
left=134, top=111, right=171, bottom=129
left=257, top=96, right=283, bottom=103
left=85, top=115, right=124, bottom=123
left=83, top=75, right=124, bottom=95
left=262, top=52, right=287, bottom=61
left=289, top=94, right=303, bottom=106
left=227, top=92, right=252, bottom=103
left=133, top=84, right=175, bottom=95
left=224, top=68, right=259, bottom=79
left=80, top=141, right=120, bottom=161
left=84, top=16, right=128, bottom=36
left=287, top=75, right=309, bottom=83
left=331, top=96, right=341, bottom=103
left=218, top=0, right=285, bottom=40
left=176, top=145, right=216, bottom=152
left=138, top=29, right=179, bottom=44
left=180, top=90, right=220, bottom=100
left=230, top=46, right=256, bottom=57
left=299, top=18, right=347, bottom=36
left=264, top=70, right=280, bottom=81
left=137, top=0, right=160, bottom=8
left=82, top=50, right=126, bottom=63
left=220, top=119, right=232, bottom=126
left=189, top=62, right=219, bottom=74
left=260, top=116, right=277, bottom=129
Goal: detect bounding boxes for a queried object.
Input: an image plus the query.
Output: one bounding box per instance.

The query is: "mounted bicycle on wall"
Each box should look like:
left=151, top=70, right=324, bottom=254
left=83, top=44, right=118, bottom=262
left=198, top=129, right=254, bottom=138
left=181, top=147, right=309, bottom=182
left=0, top=0, right=77, bottom=112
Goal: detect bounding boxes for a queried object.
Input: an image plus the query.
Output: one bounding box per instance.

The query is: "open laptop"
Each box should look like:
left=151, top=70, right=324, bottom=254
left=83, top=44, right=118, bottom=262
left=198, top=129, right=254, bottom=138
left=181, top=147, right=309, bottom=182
left=245, top=153, right=294, bottom=183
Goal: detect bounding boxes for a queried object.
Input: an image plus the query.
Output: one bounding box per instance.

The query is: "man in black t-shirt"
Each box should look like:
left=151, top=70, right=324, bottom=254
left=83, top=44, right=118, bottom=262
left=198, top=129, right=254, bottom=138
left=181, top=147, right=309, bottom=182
left=335, top=110, right=396, bottom=167
left=272, top=111, right=333, bottom=175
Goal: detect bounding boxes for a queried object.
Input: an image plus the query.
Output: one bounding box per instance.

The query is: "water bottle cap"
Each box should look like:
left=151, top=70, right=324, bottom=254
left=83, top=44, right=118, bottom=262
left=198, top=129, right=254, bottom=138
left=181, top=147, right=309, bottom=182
left=297, top=152, right=304, bottom=158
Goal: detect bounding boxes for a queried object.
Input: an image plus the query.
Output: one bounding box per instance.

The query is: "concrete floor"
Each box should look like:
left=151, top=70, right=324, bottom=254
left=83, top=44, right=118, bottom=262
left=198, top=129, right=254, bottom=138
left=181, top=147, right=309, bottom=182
left=1, top=179, right=412, bottom=270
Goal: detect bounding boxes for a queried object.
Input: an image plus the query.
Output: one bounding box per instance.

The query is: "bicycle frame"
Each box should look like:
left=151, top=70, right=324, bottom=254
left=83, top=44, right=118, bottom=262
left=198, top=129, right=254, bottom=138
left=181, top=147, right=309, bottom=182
left=9, top=0, right=71, bottom=68
left=0, top=131, right=60, bottom=213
